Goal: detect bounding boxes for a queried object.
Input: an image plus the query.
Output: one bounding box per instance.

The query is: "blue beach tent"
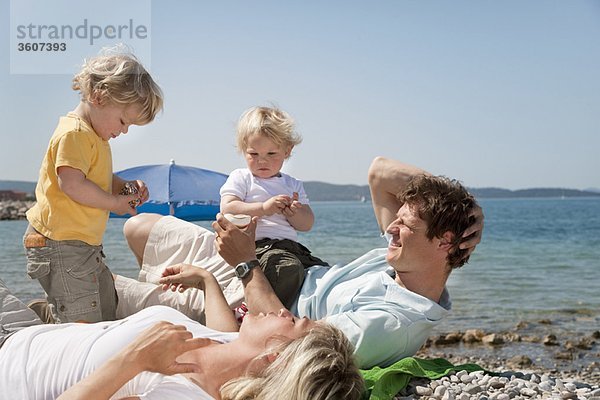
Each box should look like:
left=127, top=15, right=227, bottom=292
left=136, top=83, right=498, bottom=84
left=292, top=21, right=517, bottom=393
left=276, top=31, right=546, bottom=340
left=110, top=160, right=228, bottom=221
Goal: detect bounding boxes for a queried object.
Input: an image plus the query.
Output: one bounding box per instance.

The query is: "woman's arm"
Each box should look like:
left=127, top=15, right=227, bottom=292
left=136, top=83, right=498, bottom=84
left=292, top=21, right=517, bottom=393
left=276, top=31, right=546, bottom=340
left=159, top=265, right=239, bottom=332
left=58, top=351, right=141, bottom=400
left=57, top=322, right=208, bottom=400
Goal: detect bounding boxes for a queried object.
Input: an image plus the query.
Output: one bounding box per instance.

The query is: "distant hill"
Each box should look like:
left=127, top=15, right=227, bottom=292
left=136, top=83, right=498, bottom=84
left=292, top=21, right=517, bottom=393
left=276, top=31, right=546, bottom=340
left=304, top=182, right=371, bottom=201
left=304, top=182, right=600, bottom=201
left=468, top=187, right=600, bottom=199
left=1, top=179, right=599, bottom=201
left=0, top=180, right=36, bottom=194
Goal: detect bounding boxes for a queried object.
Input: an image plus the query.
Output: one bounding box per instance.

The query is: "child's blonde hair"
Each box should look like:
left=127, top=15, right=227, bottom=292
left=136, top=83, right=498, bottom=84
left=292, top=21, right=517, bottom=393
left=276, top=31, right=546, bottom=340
left=72, top=46, right=163, bottom=125
left=236, top=106, right=302, bottom=157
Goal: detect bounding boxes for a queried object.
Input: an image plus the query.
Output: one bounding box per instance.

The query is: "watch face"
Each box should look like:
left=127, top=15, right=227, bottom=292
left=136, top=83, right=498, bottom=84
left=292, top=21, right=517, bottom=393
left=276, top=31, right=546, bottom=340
left=235, top=263, right=250, bottom=278
left=235, top=260, right=259, bottom=279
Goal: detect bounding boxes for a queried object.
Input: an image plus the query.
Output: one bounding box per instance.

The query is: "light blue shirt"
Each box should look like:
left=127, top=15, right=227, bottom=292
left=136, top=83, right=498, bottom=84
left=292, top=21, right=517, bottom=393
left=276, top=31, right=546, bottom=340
left=294, top=249, right=451, bottom=368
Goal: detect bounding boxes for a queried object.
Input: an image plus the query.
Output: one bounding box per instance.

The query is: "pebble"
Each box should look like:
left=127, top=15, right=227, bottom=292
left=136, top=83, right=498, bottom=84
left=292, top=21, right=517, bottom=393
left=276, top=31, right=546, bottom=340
left=478, top=376, right=488, bottom=385
left=457, top=393, right=469, bottom=400
left=560, top=391, right=577, bottom=399
left=415, top=385, right=432, bottom=396
left=519, top=387, right=537, bottom=397
left=434, top=384, right=447, bottom=397
left=461, top=383, right=476, bottom=394
left=441, top=390, right=454, bottom=400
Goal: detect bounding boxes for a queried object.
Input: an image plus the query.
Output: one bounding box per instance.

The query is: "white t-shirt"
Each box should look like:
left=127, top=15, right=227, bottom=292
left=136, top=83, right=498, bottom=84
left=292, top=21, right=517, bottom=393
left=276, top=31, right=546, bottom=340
left=220, top=168, right=309, bottom=241
left=293, top=249, right=452, bottom=369
left=0, top=306, right=238, bottom=400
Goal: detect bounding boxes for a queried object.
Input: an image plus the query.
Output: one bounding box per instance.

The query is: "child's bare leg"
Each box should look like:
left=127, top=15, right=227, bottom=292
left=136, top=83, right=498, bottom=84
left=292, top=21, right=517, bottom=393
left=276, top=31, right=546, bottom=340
left=123, top=213, right=163, bottom=267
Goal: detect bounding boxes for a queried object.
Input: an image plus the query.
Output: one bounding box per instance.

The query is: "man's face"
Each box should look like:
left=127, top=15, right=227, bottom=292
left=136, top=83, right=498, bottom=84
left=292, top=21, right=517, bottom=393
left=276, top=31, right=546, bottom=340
left=385, top=203, right=440, bottom=272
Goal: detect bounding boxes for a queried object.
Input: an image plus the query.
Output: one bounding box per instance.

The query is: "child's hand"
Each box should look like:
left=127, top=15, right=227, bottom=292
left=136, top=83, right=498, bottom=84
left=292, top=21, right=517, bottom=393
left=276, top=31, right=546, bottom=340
left=282, top=192, right=301, bottom=217
left=262, top=195, right=292, bottom=216
left=133, top=180, right=149, bottom=205
left=112, top=194, right=139, bottom=216
left=282, top=200, right=303, bottom=217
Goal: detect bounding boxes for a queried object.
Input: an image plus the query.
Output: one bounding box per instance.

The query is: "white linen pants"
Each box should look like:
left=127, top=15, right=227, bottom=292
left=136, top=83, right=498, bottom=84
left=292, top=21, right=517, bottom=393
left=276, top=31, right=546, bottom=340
left=115, top=216, right=244, bottom=323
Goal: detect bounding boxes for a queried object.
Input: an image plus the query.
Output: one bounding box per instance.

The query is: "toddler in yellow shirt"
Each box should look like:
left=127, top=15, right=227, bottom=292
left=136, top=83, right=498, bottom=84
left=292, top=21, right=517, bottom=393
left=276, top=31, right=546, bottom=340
left=24, top=48, right=163, bottom=323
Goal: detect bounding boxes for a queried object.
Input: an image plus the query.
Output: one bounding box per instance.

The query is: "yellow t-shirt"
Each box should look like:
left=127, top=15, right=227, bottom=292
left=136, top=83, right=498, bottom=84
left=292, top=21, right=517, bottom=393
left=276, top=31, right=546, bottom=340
left=27, top=113, right=113, bottom=245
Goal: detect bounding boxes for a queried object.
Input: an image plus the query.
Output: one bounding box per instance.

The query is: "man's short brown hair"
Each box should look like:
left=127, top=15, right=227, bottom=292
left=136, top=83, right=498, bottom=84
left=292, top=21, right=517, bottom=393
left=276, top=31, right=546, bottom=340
left=398, top=175, right=477, bottom=269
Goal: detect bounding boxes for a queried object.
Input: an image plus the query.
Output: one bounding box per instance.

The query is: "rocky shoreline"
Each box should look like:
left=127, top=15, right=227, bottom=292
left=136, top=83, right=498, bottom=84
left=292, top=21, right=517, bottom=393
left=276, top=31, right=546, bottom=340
left=0, top=200, right=34, bottom=220
left=396, top=323, right=600, bottom=399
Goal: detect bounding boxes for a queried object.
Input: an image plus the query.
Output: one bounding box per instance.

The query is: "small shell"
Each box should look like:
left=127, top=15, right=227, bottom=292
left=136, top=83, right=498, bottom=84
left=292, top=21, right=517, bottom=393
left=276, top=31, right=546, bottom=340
left=119, top=182, right=140, bottom=207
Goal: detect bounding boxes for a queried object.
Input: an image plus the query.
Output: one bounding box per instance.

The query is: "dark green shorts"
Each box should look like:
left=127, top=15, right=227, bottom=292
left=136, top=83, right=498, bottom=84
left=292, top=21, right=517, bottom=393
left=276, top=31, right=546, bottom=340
left=255, top=238, right=328, bottom=309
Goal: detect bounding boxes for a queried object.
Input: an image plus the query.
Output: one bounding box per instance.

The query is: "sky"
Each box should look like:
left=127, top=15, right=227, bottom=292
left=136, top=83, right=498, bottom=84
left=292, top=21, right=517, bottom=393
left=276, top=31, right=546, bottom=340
left=1, top=0, right=599, bottom=190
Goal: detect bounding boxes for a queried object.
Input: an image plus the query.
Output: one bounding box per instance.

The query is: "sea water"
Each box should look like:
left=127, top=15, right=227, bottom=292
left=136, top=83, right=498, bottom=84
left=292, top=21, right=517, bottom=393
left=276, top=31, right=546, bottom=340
left=1, top=198, right=599, bottom=337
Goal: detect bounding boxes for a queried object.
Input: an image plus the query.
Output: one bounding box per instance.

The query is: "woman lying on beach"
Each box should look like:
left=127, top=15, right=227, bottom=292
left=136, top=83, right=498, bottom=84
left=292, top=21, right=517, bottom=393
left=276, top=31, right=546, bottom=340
left=0, top=276, right=363, bottom=399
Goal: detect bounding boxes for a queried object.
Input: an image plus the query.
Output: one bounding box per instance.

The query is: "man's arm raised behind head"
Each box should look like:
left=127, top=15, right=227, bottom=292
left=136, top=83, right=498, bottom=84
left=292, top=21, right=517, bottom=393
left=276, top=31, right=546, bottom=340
left=367, top=157, right=429, bottom=233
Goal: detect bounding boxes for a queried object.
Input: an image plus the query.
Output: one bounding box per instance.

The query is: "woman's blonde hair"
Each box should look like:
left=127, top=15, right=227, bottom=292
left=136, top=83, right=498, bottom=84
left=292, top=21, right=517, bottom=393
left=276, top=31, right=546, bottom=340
left=220, top=323, right=364, bottom=400
left=72, top=45, right=163, bottom=125
left=236, top=106, right=302, bottom=157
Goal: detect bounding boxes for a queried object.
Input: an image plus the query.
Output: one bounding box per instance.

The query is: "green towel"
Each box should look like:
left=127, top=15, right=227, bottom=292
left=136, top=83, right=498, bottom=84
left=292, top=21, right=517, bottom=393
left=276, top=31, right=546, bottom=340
left=360, top=357, right=485, bottom=400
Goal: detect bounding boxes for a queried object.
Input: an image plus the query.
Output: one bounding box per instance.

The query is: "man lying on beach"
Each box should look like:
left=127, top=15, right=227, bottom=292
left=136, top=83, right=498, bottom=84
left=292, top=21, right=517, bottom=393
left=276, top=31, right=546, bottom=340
left=115, top=156, right=483, bottom=369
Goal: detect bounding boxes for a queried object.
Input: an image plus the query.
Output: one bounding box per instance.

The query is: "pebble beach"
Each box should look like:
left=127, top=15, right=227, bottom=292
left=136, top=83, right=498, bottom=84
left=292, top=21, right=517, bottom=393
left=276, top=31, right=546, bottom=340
left=396, top=369, right=599, bottom=400
left=395, top=323, right=600, bottom=399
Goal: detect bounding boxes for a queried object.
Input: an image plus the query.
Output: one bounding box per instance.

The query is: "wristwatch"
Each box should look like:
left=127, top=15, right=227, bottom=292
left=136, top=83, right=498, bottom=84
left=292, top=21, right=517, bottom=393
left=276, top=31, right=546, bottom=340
left=234, top=259, right=260, bottom=279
